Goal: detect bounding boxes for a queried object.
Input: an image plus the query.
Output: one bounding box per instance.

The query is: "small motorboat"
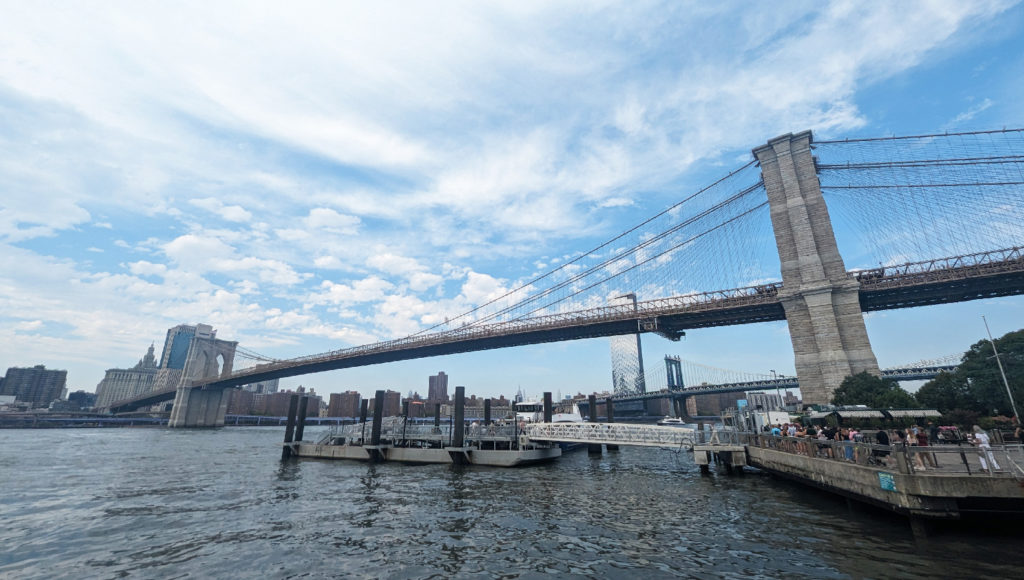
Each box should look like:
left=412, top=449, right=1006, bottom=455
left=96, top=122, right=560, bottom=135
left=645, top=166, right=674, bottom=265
left=657, top=416, right=692, bottom=427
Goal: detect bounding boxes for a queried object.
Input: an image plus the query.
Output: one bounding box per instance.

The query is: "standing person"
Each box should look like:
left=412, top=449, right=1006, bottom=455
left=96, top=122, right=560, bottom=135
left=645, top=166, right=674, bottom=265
left=972, top=425, right=1001, bottom=472
left=927, top=420, right=940, bottom=445
left=916, top=427, right=937, bottom=468
left=906, top=427, right=926, bottom=470
left=874, top=428, right=891, bottom=465
left=1015, top=423, right=1024, bottom=445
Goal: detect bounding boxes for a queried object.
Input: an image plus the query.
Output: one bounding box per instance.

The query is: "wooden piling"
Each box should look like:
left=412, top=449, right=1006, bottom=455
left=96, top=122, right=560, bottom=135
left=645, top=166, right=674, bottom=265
left=543, top=392, right=553, bottom=423
left=606, top=398, right=618, bottom=451
left=588, top=394, right=601, bottom=454
left=370, top=390, right=385, bottom=446
left=294, top=396, right=309, bottom=442
left=453, top=386, right=466, bottom=447
left=281, top=394, right=299, bottom=460
left=359, top=399, right=369, bottom=444
left=484, top=399, right=492, bottom=425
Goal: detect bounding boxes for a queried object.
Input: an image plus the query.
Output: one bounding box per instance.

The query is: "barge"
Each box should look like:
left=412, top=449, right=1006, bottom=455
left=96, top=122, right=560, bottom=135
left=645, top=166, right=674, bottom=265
left=289, top=417, right=561, bottom=466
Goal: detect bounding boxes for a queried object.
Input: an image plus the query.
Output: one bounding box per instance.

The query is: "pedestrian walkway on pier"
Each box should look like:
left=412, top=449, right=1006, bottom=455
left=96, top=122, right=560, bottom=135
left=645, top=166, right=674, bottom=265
left=741, top=432, right=1024, bottom=522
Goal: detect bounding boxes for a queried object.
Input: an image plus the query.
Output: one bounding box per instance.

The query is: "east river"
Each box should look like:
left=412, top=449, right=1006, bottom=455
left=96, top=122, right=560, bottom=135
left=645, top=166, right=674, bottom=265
left=1, top=427, right=1022, bottom=579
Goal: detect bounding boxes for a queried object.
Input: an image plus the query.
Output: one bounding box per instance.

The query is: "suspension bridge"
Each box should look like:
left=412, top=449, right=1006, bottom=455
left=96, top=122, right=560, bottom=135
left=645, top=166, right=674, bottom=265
left=105, top=128, right=1024, bottom=426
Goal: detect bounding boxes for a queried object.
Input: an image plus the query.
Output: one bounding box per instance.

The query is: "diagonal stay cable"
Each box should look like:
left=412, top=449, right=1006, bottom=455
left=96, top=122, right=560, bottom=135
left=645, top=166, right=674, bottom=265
left=506, top=200, right=771, bottom=322
left=459, top=181, right=766, bottom=328
left=405, top=159, right=759, bottom=337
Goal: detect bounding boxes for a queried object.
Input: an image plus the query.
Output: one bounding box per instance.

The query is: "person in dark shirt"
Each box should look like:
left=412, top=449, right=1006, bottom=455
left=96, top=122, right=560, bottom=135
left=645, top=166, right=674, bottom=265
left=873, top=429, right=891, bottom=465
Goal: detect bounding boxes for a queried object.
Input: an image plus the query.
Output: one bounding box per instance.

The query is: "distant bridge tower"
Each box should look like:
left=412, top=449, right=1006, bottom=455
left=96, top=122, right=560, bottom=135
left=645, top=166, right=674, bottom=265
left=753, top=132, right=880, bottom=405
left=167, top=329, right=238, bottom=428
left=665, top=355, right=684, bottom=389
left=610, top=293, right=647, bottom=396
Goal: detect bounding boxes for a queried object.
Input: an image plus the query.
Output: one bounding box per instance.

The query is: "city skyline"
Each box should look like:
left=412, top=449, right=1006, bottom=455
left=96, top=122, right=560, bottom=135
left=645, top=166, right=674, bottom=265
left=1, top=3, right=1023, bottom=400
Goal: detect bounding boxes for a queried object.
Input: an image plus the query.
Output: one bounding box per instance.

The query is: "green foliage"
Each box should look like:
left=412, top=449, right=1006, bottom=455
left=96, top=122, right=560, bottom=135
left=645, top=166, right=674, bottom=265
left=952, top=329, right=1024, bottom=417
left=913, top=328, right=1024, bottom=423
left=914, top=371, right=981, bottom=413
left=831, top=372, right=918, bottom=409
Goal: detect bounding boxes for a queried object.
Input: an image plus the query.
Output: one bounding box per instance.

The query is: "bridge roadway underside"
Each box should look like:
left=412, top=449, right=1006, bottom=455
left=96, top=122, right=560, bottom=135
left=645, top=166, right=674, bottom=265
left=110, top=269, right=1023, bottom=414
left=859, top=270, right=1024, bottom=310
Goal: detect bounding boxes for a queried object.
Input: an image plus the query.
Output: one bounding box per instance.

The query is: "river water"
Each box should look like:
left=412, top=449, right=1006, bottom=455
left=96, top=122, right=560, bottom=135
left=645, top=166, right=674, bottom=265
left=1, top=427, right=1021, bottom=579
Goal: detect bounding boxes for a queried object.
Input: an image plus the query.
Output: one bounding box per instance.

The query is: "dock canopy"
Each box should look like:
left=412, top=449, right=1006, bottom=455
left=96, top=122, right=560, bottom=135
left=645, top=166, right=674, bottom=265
left=805, top=409, right=941, bottom=421
left=836, top=410, right=885, bottom=419
left=883, top=409, right=942, bottom=418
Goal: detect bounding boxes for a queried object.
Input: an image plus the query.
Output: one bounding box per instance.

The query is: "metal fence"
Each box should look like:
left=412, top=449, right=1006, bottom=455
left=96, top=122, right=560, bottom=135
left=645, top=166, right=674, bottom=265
left=745, top=433, right=1024, bottom=478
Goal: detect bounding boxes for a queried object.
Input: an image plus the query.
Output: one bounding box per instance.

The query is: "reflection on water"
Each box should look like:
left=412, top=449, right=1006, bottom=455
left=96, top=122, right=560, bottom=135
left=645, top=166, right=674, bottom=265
left=0, top=427, right=1022, bottom=579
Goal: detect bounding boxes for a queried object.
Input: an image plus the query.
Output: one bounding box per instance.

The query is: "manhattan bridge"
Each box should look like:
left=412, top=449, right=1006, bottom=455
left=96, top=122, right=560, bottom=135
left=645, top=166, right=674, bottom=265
left=108, top=129, right=1024, bottom=427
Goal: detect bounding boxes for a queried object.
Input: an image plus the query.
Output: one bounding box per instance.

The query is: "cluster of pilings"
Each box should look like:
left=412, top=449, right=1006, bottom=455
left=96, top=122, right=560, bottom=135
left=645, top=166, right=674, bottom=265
left=282, top=386, right=528, bottom=461
left=585, top=394, right=619, bottom=454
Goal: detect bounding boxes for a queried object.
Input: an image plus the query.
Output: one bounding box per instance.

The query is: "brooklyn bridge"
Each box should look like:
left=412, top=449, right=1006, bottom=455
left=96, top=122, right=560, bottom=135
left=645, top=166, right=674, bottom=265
left=107, top=129, right=1024, bottom=426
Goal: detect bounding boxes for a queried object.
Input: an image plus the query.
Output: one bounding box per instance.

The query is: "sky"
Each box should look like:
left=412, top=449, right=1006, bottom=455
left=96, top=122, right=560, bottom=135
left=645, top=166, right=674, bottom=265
left=1, top=1, right=1023, bottom=401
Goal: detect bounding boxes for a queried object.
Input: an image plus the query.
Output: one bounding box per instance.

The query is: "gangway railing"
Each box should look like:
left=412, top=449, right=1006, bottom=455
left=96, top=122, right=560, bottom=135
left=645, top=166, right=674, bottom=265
left=524, top=422, right=695, bottom=449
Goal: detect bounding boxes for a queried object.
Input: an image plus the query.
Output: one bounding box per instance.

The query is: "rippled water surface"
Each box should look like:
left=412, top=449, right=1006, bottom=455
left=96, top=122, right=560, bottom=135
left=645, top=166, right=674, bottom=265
left=1, top=427, right=1022, bottom=579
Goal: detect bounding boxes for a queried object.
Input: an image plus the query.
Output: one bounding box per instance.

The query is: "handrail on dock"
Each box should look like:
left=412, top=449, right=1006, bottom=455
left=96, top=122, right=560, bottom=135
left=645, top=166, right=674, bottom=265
left=746, top=432, right=1023, bottom=478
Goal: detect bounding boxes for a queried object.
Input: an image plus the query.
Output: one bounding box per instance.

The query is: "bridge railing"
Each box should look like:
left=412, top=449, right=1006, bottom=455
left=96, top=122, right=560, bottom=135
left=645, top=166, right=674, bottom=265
left=200, top=281, right=785, bottom=386
left=853, top=246, right=1023, bottom=289
left=177, top=248, right=1020, bottom=389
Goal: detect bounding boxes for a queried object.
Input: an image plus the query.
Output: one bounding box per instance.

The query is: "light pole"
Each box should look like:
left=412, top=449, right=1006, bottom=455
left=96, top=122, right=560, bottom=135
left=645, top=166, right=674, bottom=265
left=771, top=370, right=783, bottom=411
left=983, top=316, right=1020, bottom=425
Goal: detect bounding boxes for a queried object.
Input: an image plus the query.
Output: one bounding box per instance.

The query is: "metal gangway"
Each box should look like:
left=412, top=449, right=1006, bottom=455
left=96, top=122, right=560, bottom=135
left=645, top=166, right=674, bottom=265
left=524, top=422, right=696, bottom=449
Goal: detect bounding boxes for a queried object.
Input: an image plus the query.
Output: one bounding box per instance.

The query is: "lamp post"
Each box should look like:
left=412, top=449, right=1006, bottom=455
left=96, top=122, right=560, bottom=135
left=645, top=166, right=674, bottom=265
left=771, top=370, right=783, bottom=411
left=983, top=316, right=1020, bottom=425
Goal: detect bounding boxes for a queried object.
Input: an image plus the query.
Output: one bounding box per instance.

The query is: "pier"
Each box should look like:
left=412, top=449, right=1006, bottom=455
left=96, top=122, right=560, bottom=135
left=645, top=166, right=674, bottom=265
left=739, top=432, right=1024, bottom=522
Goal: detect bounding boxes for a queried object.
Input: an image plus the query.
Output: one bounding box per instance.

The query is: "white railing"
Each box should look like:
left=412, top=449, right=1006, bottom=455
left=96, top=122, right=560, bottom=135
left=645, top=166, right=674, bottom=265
left=524, top=422, right=695, bottom=448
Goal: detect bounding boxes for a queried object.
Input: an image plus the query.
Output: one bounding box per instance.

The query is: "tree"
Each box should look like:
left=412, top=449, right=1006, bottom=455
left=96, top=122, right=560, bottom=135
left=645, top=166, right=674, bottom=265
left=831, top=372, right=918, bottom=408
left=914, top=371, right=982, bottom=413
left=953, top=329, right=1024, bottom=417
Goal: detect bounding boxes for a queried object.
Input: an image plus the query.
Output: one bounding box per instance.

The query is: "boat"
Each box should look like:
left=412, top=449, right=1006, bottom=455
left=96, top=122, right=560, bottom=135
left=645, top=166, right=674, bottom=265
left=515, top=400, right=586, bottom=451
left=514, top=400, right=584, bottom=424
left=657, top=416, right=695, bottom=428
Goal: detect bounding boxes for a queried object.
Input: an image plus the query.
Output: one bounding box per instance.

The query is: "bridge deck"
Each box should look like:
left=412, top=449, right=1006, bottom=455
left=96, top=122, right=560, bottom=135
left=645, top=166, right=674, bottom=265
left=107, top=249, right=1022, bottom=413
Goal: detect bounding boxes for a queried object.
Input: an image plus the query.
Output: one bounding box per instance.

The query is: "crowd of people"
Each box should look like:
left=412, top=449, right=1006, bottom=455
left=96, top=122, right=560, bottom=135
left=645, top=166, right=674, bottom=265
left=761, top=420, right=1014, bottom=473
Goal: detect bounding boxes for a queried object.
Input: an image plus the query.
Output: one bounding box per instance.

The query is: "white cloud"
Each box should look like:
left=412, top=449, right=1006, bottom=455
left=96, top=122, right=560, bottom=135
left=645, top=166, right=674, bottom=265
left=305, top=208, right=361, bottom=234
left=189, top=197, right=253, bottom=223
left=0, top=1, right=1018, bottom=392
left=163, top=234, right=306, bottom=285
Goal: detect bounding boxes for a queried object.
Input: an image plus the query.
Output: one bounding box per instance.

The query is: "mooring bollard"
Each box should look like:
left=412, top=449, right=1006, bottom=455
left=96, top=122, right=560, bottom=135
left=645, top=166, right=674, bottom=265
left=281, top=393, right=299, bottom=460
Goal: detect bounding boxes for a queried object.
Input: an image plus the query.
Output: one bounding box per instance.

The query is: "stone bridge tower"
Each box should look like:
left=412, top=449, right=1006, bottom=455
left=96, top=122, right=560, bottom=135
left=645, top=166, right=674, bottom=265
left=753, top=132, right=880, bottom=405
left=167, top=332, right=238, bottom=427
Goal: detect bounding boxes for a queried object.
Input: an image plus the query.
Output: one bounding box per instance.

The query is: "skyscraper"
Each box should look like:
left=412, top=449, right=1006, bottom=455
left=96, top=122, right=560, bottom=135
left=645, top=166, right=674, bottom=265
left=427, top=371, right=448, bottom=403
left=609, top=294, right=646, bottom=396
left=0, top=365, right=68, bottom=408
left=95, top=344, right=159, bottom=408
left=152, top=323, right=217, bottom=392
